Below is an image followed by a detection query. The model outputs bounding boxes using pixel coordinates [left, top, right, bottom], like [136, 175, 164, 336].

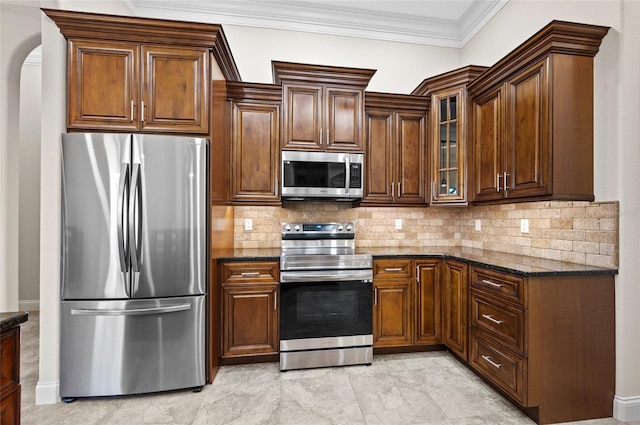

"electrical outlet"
[244, 218, 253, 231]
[475, 219, 482, 231]
[520, 218, 529, 234]
[395, 219, 402, 230]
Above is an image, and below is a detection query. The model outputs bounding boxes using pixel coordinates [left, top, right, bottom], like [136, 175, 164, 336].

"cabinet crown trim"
[365, 91, 429, 111]
[468, 20, 609, 95]
[412, 65, 489, 96]
[272, 61, 376, 88]
[227, 82, 282, 102]
[42, 8, 241, 81]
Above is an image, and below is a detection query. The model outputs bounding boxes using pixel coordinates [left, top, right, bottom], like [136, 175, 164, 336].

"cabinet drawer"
[469, 330, 527, 404]
[471, 267, 524, 306]
[373, 259, 413, 279]
[470, 292, 525, 355]
[221, 262, 279, 284]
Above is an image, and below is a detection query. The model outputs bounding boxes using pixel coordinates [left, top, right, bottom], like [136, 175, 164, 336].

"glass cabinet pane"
[440, 99, 447, 122]
[449, 96, 457, 120]
[439, 171, 448, 195]
[448, 170, 457, 195]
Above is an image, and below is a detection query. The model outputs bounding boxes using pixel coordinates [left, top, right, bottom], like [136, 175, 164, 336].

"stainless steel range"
[279, 222, 373, 371]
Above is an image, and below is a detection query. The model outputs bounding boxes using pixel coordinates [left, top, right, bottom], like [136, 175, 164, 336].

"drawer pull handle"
[482, 355, 502, 369]
[384, 268, 403, 272]
[481, 279, 504, 288]
[240, 272, 261, 277]
[482, 314, 504, 325]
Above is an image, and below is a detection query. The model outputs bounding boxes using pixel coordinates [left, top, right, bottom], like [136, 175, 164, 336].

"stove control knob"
[294, 224, 301, 232]
[346, 224, 353, 231]
[284, 224, 291, 232]
[337, 224, 343, 231]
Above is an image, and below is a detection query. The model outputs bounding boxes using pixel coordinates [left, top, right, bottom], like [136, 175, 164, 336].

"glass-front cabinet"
[413, 66, 487, 206]
[436, 91, 461, 200]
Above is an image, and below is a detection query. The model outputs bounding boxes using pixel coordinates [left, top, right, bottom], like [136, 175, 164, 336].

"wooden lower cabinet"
[372, 258, 441, 349]
[220, 261, 279, 359]
[468, 266, 615, 424]
[441, 259, 469, 359]
[1, 326, 21, 425]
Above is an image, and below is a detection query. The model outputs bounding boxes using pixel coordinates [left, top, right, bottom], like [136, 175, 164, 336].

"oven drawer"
[469, 330, 527, 404]
[470, 291, 525, 355]
[221, 261, 279, 284]
[470, 267, 524, 306]
[373, 259, 413, 279]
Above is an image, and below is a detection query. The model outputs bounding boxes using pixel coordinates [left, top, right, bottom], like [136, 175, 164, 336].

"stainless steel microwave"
[281, 150, 364, 200]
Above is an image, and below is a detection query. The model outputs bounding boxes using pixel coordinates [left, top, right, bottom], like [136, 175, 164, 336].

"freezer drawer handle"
[70, 303, 191, 316]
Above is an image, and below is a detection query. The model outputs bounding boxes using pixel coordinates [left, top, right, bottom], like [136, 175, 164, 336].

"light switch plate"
[244, 218, 253, 231]
[520, 218, 529, 233]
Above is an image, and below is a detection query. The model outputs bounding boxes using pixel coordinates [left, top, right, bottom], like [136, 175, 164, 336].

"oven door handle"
[280, 271, 373, 283]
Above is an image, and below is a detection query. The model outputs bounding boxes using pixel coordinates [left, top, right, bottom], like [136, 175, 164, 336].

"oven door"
[279, 276, 372, 342]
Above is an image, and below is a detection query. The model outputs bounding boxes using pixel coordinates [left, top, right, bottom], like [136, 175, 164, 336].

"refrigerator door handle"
[70, 303, 192, 316]
[116, 163, 130, 273]
[129, 163, 142, 273]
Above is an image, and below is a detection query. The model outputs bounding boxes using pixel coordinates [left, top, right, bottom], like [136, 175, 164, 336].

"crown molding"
[123, 0, 509, 48]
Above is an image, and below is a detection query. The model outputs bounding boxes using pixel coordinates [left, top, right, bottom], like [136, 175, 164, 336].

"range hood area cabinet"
[362, 92, 429, 205]
[469, 20, 609, 204]
[43, 8, 240, 134]
[273, 61, 376, 152]
[413, 66, 488, 206]
[226, 82, 282, 205]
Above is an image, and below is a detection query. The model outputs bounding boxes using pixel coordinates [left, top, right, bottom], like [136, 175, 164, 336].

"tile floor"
[18, 312, 639, 425]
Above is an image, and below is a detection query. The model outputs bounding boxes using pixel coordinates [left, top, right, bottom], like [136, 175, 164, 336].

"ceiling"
[123, 0, 509, 48]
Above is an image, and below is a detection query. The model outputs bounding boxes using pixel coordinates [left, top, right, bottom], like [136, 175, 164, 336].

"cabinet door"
[281, 84, 323, 150]
[442, 259, 469, 360]
[141, 45, 209, 133]
[362, 109, 394, 203]
[325, 87, 364, 152]
[373, 280, 413, 347]
[222, 284, 279, 357]
[472, 88, 505, 203]
[67, 39, 139, 131]
[395, 111, 426, 203]
[415, 260, 441, 345]
[229, 101, 280, 203]
[431, 89, 468, 205]
[505, 59, 550, 199]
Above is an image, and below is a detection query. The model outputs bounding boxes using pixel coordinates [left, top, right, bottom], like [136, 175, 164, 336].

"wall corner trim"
[614, 395, 640, 422]
[35, 380, 60, 405]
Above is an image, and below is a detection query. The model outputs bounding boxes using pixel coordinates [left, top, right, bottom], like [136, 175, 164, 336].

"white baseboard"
[614, 395, 640, 422]
[35, 380, 60, 405]
[19, 299, 40, 311]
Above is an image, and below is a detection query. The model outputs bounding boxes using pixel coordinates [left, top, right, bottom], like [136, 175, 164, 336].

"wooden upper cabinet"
[141, 45, 209, 133]
[274, 61, 375, 152]
[469, 21, 609, 204]
[44, 8, 242, 134]
[362, 93, 428, 205]
[413, 66, 488, 206]
[67, 40, 209, 133]
[227, 82, 281, 204]
[67, 39, 140, 131]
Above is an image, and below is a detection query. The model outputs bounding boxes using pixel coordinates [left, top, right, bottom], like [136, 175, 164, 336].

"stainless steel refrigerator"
[60, 133, 208, 400]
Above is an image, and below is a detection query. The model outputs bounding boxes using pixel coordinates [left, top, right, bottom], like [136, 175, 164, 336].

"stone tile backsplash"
[232, 200, 619, 268]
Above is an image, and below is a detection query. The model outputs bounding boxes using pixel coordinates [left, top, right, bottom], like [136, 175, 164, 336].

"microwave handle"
[345, 156, 351, 193]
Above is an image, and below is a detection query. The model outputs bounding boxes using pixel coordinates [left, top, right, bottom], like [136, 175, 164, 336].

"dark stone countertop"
[0, 311, 29, 333]
[212, 246, 617, 277]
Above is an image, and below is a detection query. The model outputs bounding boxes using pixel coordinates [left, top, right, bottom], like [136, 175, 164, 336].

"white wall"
[19, 56, 42, 310]
[221, 24, 461, 94]
[0, 3, 41, 313]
